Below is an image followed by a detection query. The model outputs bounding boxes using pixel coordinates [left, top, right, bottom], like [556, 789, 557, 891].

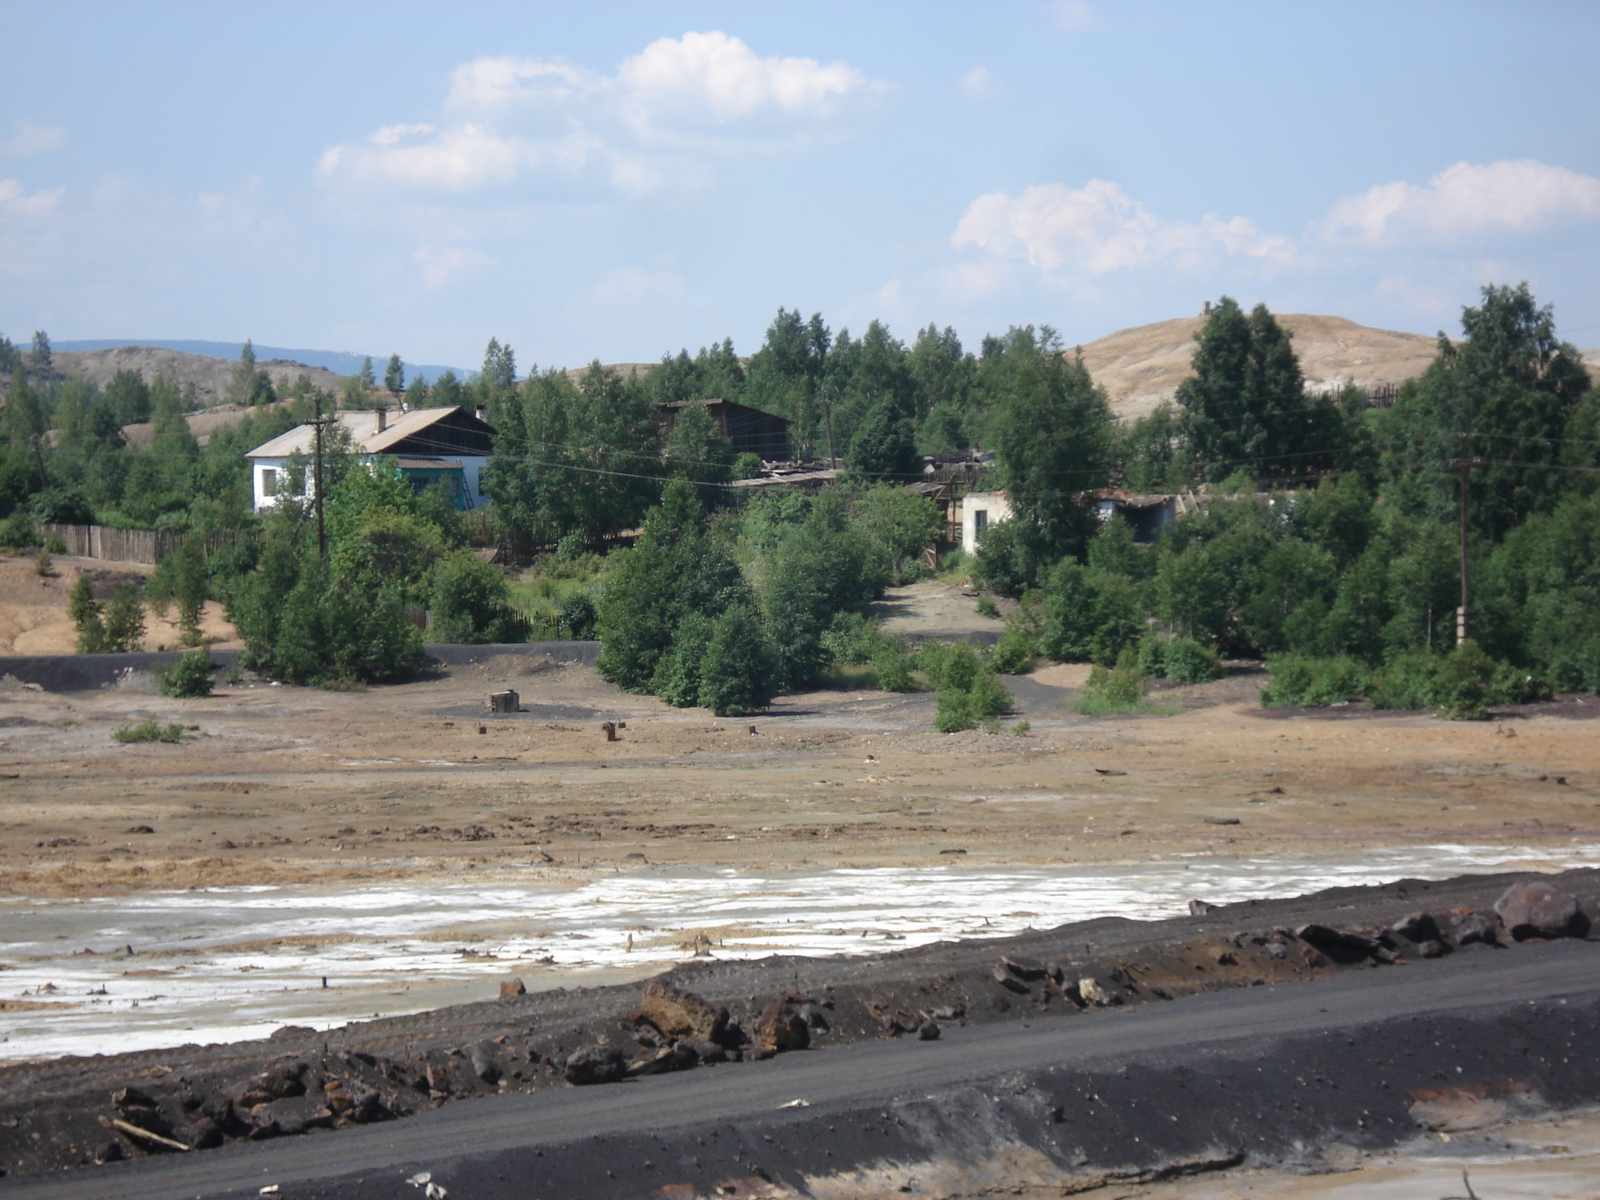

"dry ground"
[0, 627, 1595, 900]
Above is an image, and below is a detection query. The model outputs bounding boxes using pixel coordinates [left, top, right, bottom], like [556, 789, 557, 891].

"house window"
[261, 468, 277, 494]
[973, 509, 987, 539]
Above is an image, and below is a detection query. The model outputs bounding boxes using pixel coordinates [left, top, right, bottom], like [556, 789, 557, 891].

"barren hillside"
[54, 345, 346, 407]
[1078, 313, 1445, 423]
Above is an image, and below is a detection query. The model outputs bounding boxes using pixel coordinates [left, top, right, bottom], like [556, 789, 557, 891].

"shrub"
[1076, 662, 1147, 712]
[69, 573, 107, 652]
[934, 686, 975, 732]
[916, 639, 951, 687]
[1491, 661, 1551, 706]
[968, 667, 1012, 719]
[34, 550, 52, 577]
[975, 594, 1000, 619]
[557, 591, 598, 640]
[939, 641, 980, 693]
[1433, 640, 1496, 720]
[872, 642, 916, 692]
[992, 597, 1043, 674]
[733, 452, 763, 480]
[0, 511, 37, 551]
[113, 717, 185, 744]
[102, 582, 146, 652]
[158, 649, 215, 698]
[1259, 655, 1370, 707]
[1162, 637, 1221, 684]
[820, 612, 890, 666]
[1011, 720, 1031, 736]
[1368, 651, 1442, 710]
[555, 531, 586, 562]
[43, 533, 66, 555]
[427, 552, 518, 643]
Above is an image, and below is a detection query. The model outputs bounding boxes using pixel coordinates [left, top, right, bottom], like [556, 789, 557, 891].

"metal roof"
[245, 407, 483, 459]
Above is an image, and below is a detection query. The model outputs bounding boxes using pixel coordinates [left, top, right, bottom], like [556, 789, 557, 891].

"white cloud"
[1046, 1, 1097, 31]
[952, 180, 1294, 277]
[1324, 160, 1600, 243]
[0, 178, 64, 216]
[616, 31, 873, 138]
[956, 65, 1006, 101]
[414, 243, 496, 287]
[1, 119, 65, 155]
[319, 32, 882, 199]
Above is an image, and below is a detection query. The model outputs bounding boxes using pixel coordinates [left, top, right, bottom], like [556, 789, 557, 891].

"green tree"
[104, 369, 152, 425]
[663, 402, 733, 506]
[68, 573, 107, 653]
[1177, 298, 1337, 484]
[982, 327, 1114, 590]
[102, 582, 145, 652]
[696, 598, 779, 716]
[1380, 283, 1592, 541]
[426, 551, 517, 643]
[29, 330, 51, 376]
[228, 340, 277, 407]
[384, 354, 405, 394]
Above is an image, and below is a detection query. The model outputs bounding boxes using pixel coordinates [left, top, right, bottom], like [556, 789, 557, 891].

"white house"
[960, 490, 1012, 555]
[245, 406, 495, 513]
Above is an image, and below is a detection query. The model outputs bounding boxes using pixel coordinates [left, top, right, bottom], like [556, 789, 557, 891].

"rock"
[1417, 939, 1447, 959]
[1077, 977, 1113, 1006]
[755, 998, 811, 1052]
[257, 1095, 333, 1136]
[498, 978, 526, 999]
[1188, 899, 1217, 915]
[680, 1037, 728, 1064]
[189, 1117, 224, 1150]
[917, 1019, 941, 1041]
[94, 1140, 124, 1164]
[237, 1063, 306, 1108]
[111, 1086, 159, 1112]
[626, 1043, 697, 1077]
[564, 1045, 627, 1086]
[992, 963, 1031, 993]
[469, 1049, 501, 1085]
[634, 979, 729, 1044]
[1494, 879, 1586, 940]
[1453, 912, 1499, 946]
[1203, 816, 1241, 826]
[1295, 924, 1380, 958]
[1000, 954, 1048, 980]
[1266, 941, 1287, 959]
[1390, 912, 1441, 943]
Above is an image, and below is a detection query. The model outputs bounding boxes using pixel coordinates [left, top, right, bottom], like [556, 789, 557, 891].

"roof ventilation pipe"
[475, 405, 487, 423]
[375, 409, 387, 434]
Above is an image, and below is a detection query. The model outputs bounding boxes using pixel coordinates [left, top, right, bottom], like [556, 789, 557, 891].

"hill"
[53, 340, 466, 385]
[1077, 313, 1445, 423]
[53, 345, 347, 408]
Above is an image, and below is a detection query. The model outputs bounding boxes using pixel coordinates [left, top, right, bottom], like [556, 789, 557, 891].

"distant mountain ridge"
[53, 340, 467, 385]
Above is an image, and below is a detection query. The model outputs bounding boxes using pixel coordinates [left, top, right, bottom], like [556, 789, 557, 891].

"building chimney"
[474, 405, 487, 423]
[375, 409, 387, 433]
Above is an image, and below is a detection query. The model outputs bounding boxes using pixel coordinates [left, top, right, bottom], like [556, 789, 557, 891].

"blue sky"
[3, 1, 1598, 373]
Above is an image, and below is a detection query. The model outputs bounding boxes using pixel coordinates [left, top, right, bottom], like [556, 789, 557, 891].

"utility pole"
[313, 392, 328, 560]
[1445, 432, 1485, 647]
[821, 385, 837, 469]
[29, 434, 48, 491]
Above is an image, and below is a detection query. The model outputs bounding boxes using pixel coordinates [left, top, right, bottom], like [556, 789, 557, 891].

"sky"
[3, 1, 1598, 374]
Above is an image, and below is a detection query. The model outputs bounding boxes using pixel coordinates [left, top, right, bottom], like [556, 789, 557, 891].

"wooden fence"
[41, 524, 251, 567]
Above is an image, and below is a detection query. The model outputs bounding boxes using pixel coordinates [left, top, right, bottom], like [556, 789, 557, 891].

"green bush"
[0, 511, 38, 551]
[820, 612, 894, 666]
[872, 642, 917, 692]
[555, 531, 585, 562]
[158, 649, 215, 698]
[975, 594, 999, 619]
[992, 596, 1043, 674]
[968, 667, 1012, 718]
[557, 591, 598, 640]
[1434, 640, 1496, 720]
[1368, 651, 1442, 710]
[1491, 661, 1552, 705]
[427, 552, 518, 643]
[1259, 654, 1370, 707]
[1162, 637, 1221, 684]
[1076, 662, 1147, 711]
[43, 533, 66, 555]
[102, 582, 146, 653]
[934, 686, 975, 732]
[113, 717, 185, 744]
[939, 641, 980, 693]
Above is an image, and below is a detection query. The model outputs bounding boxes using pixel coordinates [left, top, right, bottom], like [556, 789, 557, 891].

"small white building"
[960, 490, 1012, 555]
[245, 406, 495, 512]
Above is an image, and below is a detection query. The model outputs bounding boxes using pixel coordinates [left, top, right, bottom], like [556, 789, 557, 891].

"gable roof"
[245, 407, 490, 459]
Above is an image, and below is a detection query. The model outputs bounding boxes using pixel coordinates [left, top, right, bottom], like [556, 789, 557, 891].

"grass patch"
[816, 662, 887, 691]
[1073, 660, 1183, 716]
[112, 717, 186, 744]
[1073, 692, 1184, 716]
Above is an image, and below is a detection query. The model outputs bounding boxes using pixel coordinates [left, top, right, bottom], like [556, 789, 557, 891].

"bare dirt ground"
[0, 620, 1595, 900]
[0, 554, 241, 654]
